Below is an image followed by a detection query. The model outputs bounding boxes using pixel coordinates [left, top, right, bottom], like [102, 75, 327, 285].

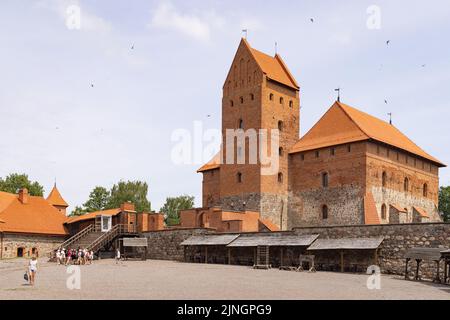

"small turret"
[46, 183, 69, 215]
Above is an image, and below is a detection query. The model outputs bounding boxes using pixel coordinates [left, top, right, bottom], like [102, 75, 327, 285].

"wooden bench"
[405, 248, 443, 283]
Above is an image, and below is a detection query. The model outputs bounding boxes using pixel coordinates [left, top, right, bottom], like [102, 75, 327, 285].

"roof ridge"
[274, 54, 299, 89]
[336, 101, 372, 139]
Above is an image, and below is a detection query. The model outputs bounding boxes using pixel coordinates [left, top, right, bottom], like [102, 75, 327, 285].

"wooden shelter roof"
[181, 234, 240, 246]
[307, 237, 384, 250]
[226, 233, 319, 247]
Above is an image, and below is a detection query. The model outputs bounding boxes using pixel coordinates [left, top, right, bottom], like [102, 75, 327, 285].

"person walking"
[115, 248, 121, 264]
[28, 256, 38, 286]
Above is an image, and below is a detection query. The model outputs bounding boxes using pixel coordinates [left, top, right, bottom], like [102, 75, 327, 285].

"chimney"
[120, 201, 135, 212]
[18, 188, 29, 204]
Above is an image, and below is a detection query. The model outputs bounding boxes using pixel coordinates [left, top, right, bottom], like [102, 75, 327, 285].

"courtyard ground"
[0, 258, 449, 300]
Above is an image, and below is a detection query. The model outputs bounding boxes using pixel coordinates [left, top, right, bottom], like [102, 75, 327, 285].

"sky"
[0, 0, 449, 213]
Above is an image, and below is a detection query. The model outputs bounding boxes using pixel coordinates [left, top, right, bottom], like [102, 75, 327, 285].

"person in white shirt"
[56, 250, 61, 265]
[115, 249, 121, 264]
[28, 256, 38, 286]
[61, 249, 66, 265]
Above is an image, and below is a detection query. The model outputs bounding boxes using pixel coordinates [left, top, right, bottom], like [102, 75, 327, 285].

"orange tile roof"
[363, 192, 380, 225]
[413, 206, 429, 218]
[243, 39, 299, 90]
[0, 191, 67, 235]
[197, 152, 221, 172]
[65, 208, 122, 224]
[46, 184, 69, 207]
[259, 219, 280, 231]
[290, 101, 445, 167]
[390, 204, 407, 213]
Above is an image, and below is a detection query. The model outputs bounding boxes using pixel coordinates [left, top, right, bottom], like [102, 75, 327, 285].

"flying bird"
[310, 18, 314, 23]
[421, 64, 426, 67]
[384, 99, 388, 104]
[131, 44, 134, 50]
[207, 114, 211, 118]
[90, 83, 94, 88]
[386, 40, 390, 45]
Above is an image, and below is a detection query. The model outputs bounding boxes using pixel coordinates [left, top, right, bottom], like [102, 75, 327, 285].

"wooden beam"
[228, 248, 231, 265]
[280, 247, 283, 268]
[205, 246, 208, 264]
[340, 250, 344, 273]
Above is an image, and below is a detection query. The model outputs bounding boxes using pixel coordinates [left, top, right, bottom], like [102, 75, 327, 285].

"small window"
[423, 183, 428, 197]
[289, 100, 293, 108]
[237, 172, 242, 183]
[381, 204, 387, 220]
[280, 97, 284, 105]
[347, 144, 351, 152]
[322, 172, 329, 188]
[330, 148, 335, 156]
[278, 172, 283, 183]
[279, 147, 283, 156]
[240, 96, 244, 104]
[230, 100, 234, 107]
[238, 119, 244, 129]
[382, 171, 387, 187]
[322, 205, 328, 219]
[404, 177, 409, 192]
[315, 151, 320, 158]
[17, 247, 24, 258]
[301, 154, 305, 161]
[278, 120, 283, 131]
[250, 93, 254, 101]
[269, 93, 274, 101]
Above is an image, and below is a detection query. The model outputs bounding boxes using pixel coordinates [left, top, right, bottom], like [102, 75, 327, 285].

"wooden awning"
[307, 237, 384, 250]
[181, 234, 240, 246]
[226, 234, 319, 247]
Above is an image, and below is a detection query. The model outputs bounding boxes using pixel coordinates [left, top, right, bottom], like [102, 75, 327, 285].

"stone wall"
[0, 233, 65, 259]
[142, 228, 212, 261]
[294, 222, 450, 280]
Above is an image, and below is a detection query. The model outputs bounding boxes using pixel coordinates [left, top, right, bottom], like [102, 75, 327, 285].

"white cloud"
[150, 1, 225, 42]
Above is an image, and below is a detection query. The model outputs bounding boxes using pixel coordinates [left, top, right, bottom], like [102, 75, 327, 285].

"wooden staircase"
[254, 245, 271, 269]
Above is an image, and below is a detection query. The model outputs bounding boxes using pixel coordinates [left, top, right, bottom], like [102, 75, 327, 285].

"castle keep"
[190, 39, 445, 231]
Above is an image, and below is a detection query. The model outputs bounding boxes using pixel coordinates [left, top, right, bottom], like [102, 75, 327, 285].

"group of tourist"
[55, 248, 94, 265]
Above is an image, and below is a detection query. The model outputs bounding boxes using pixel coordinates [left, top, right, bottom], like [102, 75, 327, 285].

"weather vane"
[242, 29, 248, 39]
[334, 87, 341, 102]
[387, 112, 392, 125]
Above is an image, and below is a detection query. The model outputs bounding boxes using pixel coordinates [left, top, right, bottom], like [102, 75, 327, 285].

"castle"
[183, 38, 445, 231]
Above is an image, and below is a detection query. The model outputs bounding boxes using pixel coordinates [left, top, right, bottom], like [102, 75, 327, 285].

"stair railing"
[58, 224, 95, 250]
[87, 224, 137, 253]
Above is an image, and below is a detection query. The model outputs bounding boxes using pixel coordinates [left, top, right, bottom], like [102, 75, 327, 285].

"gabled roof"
[0, 191, 67, 235]
[197, 152, 221, 173]
[259, 219, 280, 232]
[226, 39, 299, 90]
[245, 39, 299, 90]
[65, 208, 122, 225]
[390, 204, 407, 213]
[46, 184, 69, 207]
[413, 206, 429, 218]
[290, 101, 445, 167]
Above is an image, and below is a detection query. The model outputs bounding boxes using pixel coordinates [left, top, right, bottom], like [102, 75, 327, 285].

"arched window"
[347, 144, 351, 152]
[279, 147, 283, 156]
[289, 100, 293, 108]
[278, 172, 283, 183]
[404, 177, 409, 192]
[423, 183, 428, 197]
[322, 205, 328, 219]
[269, 93, 274, 101]
[381, 204, 387, 220]
[250, 93, 254, 101]
[330, 147, 335, 156]
[280, 97, 284, 105]
[237, 172, 242, 183]
[322, 172, 329, 188]
[278, 120, 283, 131]
[230, 100, 234, 107]
[238, 119, 243, 129]
[382, 171, 387, 187]
[240, 96, 244, 104]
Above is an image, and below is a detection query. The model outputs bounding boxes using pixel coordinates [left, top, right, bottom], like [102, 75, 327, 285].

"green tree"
[69, 206, 87, 217]
[106, 180, 151, 213]
[160, 195, 195, 226]
[439, 186, 450, 222]
[83, 186, 110, 212]
[0, 173, 44, 196]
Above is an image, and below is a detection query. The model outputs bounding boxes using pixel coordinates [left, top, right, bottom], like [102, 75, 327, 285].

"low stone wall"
[294, 222, 450, 280]
[0, 233, 65, 259]
[142, 228, 212, 261]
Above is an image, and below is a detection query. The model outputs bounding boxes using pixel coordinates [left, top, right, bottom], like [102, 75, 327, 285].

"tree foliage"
[160, 195, 195, 226]
[71, 180, 151, 215]
[0, 173, 44, 196]
[439, 186, 450, 222]
[83, 186, 110, 212]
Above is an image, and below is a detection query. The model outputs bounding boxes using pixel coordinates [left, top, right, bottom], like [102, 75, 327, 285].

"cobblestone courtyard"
[0, 258, 449, 300]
